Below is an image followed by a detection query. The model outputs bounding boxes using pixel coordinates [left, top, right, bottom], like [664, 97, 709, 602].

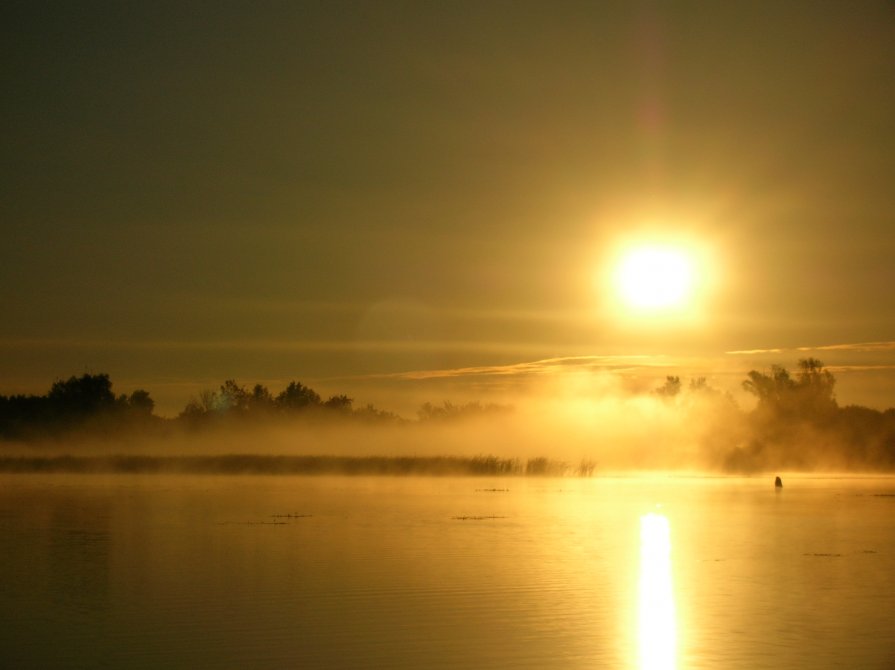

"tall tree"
[276, 382, 321, 411]
[48, 374, 116, 416]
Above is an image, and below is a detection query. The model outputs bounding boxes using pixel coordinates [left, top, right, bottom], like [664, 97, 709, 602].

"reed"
[0, 454, 587, 476]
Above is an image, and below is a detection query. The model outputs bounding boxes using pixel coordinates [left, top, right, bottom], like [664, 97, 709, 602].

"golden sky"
[2, 2, 894, 415]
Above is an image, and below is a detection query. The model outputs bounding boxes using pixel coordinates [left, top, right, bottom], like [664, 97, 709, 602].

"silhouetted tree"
[276, 382, 321, 411]
[127, 390, 155, 415]
[417, 400, 512, 422]
[655, 376, 681, 398]
[688, 377, 709, 393]
[743, 359, 836, 420]
[0, 374, 162, 440]
[354, 403, 403, 423]
[736, 359, 842, 469]
[48, 373, 116, 417]
[794, 357, 837, 417]
[179, 380, 327, 423]
[743, 365, 795, 413]
[180, 389, 223, 422]
[250, 384, 274, 411]
[218, 380, 251, 414]
[0, 393, 52, 438]
[323, 394, 353, 412]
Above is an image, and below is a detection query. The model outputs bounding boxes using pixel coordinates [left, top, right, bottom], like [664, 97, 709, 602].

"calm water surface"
[1, 473, 894, 669]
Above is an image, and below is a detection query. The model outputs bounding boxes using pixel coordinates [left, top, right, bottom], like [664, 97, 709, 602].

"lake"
[1, 472, 893, 669]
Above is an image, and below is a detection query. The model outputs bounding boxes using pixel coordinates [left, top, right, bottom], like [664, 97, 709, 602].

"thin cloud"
[726, 341, 895, 356]
[361, 355, 672, 382]
[802, 341, 895, 353]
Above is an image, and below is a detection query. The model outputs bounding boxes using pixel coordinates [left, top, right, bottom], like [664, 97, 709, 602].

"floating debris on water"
[271, 513, 313, 518]
[451, 515, 508, 521]
[803, 552, 842, 557]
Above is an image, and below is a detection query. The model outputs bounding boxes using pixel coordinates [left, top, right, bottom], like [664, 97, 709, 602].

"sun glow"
[615, 246, 694, 312]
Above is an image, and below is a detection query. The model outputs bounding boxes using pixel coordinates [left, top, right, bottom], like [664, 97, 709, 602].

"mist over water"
[0, 378, 737, 472]
[2, 362, 893, 476]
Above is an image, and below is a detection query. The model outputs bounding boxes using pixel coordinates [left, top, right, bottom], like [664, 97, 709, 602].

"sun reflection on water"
[638, 513, 677, 670]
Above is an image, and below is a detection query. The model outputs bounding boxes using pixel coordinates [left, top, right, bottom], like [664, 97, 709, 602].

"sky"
[2, 1, 894, 416]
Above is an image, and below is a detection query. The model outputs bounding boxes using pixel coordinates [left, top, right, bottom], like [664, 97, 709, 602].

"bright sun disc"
[615, 246, 694, 312]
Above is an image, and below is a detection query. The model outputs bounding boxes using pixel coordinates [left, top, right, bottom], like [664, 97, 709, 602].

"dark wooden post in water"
[775, 476, 783, 488]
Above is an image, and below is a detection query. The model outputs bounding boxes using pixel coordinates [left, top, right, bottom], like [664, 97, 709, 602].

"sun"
[613, 245, 695, 313]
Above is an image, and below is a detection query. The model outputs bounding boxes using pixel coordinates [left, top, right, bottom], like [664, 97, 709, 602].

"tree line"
[0, 374, 156, 440]
[654, 358, 895, 470]
[2, 361, 895, 471]
[0, 374, 511, 440]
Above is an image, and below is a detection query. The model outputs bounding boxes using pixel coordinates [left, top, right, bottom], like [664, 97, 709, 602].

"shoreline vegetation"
[2, 358, 895, 472]
[0, 454, 585, 476]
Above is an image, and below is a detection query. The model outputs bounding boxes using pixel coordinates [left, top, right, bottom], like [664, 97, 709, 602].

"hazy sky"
[2, 1, 894, 415]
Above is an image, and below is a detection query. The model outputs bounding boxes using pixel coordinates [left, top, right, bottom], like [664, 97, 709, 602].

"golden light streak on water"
[638, 513, 677, 670]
